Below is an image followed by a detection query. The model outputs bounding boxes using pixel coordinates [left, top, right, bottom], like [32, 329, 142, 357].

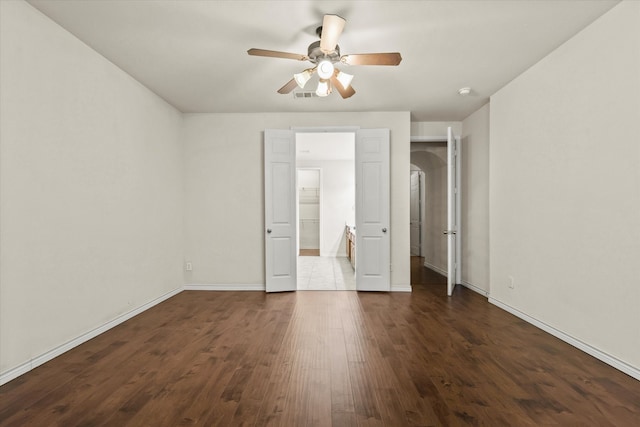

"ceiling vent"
[293, 91, 318, 99]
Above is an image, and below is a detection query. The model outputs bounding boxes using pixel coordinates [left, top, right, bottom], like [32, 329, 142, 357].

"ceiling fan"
[248, 14, 402, 98]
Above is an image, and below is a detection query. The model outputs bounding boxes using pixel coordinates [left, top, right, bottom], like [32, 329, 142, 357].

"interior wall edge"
[423, 260, 447, 277]
[489, 297, 640, 382]
[0, 286, 183, 387]
[460, 281, 489, 298]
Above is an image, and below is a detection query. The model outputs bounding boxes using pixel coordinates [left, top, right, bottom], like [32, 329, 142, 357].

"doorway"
[410, 168, 424, 257]
[296, 133, 355, 290]
[264, 127, 391, 293]
[410, 143, 447, 277]
[410, 128, 461, 296]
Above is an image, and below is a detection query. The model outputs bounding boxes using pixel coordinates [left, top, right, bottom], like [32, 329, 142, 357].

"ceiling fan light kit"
[317, 60, 335, 80]
[248, 14, 402, 99]
[294, 68, 314, 88]
[336, 70, 354, 89]
[316, 80, 331, 97]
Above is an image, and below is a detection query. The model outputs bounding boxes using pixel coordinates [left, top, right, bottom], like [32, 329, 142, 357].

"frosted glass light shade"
[317, 60, 335, 80]
[316, 80, 330, 97]
[294, 70, 312, 88]
[336, 71, 353, 89]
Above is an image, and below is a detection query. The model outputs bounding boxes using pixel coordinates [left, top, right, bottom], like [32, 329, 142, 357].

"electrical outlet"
[508, 276, 514, 289]
[185, 262, 193, 271]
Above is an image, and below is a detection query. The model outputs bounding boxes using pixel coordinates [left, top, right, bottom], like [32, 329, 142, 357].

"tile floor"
[297, 256, 356, 290]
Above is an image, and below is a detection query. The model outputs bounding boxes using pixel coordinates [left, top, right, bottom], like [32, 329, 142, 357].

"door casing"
[265, 126, 391, 292]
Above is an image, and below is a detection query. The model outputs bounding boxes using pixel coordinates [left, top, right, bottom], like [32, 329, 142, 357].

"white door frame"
[446, 127, 460, 296]
[266, 126, 391, 292]
[411, 131, 462, 295]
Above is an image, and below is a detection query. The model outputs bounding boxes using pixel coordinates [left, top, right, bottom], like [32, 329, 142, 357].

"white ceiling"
[27, 0, 619, 121]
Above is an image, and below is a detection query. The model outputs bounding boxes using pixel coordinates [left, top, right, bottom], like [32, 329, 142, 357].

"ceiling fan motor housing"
[307, 40, 341, 64]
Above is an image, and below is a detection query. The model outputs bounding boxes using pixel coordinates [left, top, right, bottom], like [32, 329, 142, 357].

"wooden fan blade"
[331, 74, 355, 99]
[342, 52, 402, 66]
[248, 48, 308, 61]
[320, 14, 346, 53]
[277, 78, 298, 94]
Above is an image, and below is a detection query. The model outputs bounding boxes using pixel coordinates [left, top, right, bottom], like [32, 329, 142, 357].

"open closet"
[297, 169, 320, 256]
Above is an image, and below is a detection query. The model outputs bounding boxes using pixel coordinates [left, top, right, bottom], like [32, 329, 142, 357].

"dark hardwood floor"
[1, 257, 639, 426]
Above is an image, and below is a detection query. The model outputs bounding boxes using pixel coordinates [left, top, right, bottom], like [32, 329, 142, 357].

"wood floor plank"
[1, 258, 639, 426]
[328, 326, 355, 416]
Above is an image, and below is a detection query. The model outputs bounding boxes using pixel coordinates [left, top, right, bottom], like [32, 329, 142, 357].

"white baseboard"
[461, 280, 489, 297]
[489, 297, 640, 382]
[422, 265, 489, 299]
[185, 283, 410, 292]
[184, 283, 265, 291]
[423, 261, 447, 277]
[0, 287, 183, 386]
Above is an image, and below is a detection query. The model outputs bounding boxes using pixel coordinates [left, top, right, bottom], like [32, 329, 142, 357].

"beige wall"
[183, 112, 411, 290]
[461, 104, 490, 293]
[490, 2, 639, 370]
[0, 1, 184, 375]
[411, 122, 462, 138]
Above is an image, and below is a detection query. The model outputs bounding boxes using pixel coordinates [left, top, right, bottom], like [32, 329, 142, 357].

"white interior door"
[264, 129, 297, 292]
[355, 129, 390, 291]
[446, 127, 461, 296]
[410, 170, 422, 256]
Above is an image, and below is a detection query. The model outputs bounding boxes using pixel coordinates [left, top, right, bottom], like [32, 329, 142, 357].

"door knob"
[382, 228, 387, 233]
[267, 229, 272, 234]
